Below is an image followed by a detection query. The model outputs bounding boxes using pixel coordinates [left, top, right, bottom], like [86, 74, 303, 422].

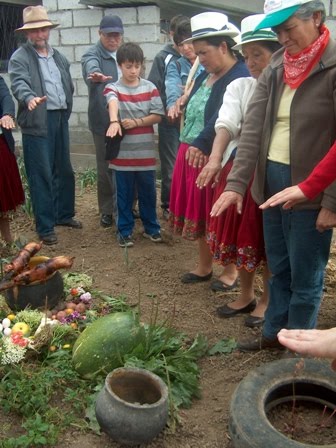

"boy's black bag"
[105, 129, 124, 160]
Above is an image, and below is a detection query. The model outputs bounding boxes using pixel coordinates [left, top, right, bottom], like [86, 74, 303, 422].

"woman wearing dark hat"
[0, 77, 24, 244]
[196, 14, 281, 327]
[211, 0, 336, 350]
[169, 12, 249, 286]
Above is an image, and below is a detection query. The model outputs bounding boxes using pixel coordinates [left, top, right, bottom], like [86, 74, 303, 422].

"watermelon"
[72, 312, 145, 379]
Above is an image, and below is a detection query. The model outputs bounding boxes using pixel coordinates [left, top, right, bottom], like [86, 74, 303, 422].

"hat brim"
[15, 21, 59, 32]
[183, 28, 239, 44]
[232, 30, 278, 50]
[99, 27, 123, 34]
[254, 5, 301, 31]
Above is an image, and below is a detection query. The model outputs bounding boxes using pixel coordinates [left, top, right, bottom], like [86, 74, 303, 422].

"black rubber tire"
[229, 358, 336, 448]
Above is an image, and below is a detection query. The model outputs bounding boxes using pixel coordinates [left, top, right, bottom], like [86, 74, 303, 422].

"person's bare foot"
[250, 302, 267, 318]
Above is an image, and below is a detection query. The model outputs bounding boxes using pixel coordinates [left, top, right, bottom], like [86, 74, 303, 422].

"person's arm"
[165, 59, 184, 112]
[299, 140, 336, 199]
[8, 52, 36, 106]
[81, 46, 114, 86]
[0, 76, 15, 114]
[196, 79, 247, 188]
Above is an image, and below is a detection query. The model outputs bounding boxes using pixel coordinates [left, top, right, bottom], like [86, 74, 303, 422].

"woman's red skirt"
[0, 136, 25, 214]
[169, 142, 214, 240]
[207, 159, 266, 271]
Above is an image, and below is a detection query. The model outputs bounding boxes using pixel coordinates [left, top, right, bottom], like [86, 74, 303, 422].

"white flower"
[1, 338, 27, 365]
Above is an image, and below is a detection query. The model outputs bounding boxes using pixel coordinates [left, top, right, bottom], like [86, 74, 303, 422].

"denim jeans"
[22, 110, 75, 237]
[115, 170, 160, 237]
[262, 161, 332, 340]
[158, 117, 180, 210]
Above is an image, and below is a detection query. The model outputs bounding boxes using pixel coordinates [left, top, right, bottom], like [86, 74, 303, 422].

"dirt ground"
[4, 183, 336, 448]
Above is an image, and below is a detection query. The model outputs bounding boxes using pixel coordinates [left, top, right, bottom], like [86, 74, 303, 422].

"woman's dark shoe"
[237, 335, 284, 352]
[181, 271, 213, 284]
[244, 315, 265, 328]
[216, 299, 256, 318]
[211, 278, 239, 292]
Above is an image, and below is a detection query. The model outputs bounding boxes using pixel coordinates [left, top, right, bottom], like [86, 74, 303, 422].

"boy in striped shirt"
[104, 43, 165, 247]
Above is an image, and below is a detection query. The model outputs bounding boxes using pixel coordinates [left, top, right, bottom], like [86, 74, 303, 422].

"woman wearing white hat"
[168, 11, 249, 285]
[196, 14, 281, 327]
[211, 1, 336, 351]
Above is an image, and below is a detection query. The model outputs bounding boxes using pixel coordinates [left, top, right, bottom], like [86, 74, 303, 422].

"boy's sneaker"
[143, 232, 162, 243]
[118, 234, 134, 248]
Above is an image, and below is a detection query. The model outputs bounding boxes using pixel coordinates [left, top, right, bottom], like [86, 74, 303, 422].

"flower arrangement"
[0, 330, 29, 365]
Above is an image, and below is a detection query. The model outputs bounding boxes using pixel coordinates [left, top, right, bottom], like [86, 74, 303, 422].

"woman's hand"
[185, 146, 208, 168]
[0, 114, 15, 130]
[106, 122, 122, 138]
[259, 185, 307, 210]
[210, 191, 243, 216]
[196, 159, 222, 189]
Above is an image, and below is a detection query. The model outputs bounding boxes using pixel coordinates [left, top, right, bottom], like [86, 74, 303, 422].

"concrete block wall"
[41, 0, 166, 168]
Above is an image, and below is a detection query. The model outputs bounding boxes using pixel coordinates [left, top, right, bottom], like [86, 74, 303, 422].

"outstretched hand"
[185, 146, 208, 169]
[0, 114, 15, 130]
[210, 191, 243, 216]
[196, 159, 222, 189]
[28, 96, 47, 111]
[260, 185, 307, 210]
[87, 72, 113, 83]
[277, 328, 336, 370]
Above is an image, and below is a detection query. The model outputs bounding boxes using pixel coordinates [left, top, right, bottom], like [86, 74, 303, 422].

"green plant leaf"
[208, 338, 237, 355]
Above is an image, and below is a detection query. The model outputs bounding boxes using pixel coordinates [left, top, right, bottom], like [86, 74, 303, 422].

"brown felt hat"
[15, 6, 59, 32]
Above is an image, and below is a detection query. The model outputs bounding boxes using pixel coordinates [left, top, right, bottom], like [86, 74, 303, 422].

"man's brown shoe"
[237, 335, 284, 352]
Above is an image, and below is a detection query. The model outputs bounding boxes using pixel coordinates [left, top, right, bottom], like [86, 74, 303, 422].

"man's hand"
[210, 191, 243, 216]
[28, 96, 47, 111]
[185, 146, 208, 169]
[87, 72, 112, 83]
[316, 207, 336, 232]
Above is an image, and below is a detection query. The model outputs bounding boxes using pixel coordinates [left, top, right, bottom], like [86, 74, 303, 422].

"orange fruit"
[65, 308, 74, 315]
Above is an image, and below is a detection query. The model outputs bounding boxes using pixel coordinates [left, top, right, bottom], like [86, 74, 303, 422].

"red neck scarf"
[283, 24, 330, 89]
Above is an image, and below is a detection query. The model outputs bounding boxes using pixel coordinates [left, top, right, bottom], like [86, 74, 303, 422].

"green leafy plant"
[208, 338, 237, 355]
[77, 167, 97, 192]
[14, 309, 44, 333]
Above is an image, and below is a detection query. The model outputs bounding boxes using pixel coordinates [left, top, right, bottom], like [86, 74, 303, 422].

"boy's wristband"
[110, 120, 119, 124]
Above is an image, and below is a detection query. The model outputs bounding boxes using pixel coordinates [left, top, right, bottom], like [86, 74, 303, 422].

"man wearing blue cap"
[82, 15, 124, 229]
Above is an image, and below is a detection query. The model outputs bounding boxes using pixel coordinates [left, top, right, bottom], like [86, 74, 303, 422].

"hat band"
[192, 24, 228, 37]
[241, 29, 276, 41]
[23, 19, 53, 26]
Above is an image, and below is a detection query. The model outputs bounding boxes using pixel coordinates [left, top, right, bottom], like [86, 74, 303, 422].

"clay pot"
[5, 256, 64, 311]
[95, 367, 169, 446]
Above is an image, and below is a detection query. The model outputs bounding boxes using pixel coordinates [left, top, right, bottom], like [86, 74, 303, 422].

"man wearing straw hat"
[9, 5, 82, 246]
